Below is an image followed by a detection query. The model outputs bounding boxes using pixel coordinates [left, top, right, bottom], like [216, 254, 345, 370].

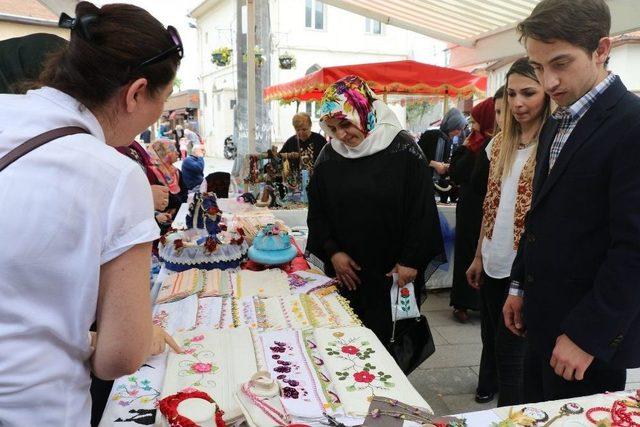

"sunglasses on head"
[134, 25, 183, 71]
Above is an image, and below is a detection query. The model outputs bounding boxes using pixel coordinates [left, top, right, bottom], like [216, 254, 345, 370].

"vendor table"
[172, 201, 456, 288]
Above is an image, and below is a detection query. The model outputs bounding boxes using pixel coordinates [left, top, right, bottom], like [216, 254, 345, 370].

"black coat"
[448, 142, 490, 309]
[307, 131, 444, 342]
[512, 76, 640, 368]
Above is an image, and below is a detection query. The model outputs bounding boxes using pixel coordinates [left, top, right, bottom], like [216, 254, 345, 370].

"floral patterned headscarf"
[148, 138, 181, 194]
[319, 75, 402, 159]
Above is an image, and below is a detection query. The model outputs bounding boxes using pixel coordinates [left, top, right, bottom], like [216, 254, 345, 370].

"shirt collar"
[554, 73, 617, 121]
[28, 86, 106, 143]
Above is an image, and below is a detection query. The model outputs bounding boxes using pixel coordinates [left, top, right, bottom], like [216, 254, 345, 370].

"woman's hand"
[150, 325, 182, 356]
[429, 160, 448, 175]
[151, 185, 169, 211]
[331, 252, 361, 291]
[386, 264, 417, 287]
[155, 212, 172, 224]
[466, 256, 484, 289]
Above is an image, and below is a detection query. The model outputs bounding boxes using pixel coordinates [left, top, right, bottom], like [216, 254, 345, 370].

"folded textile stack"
[156, 269, 203, 304]
[200, 268, 234, 297]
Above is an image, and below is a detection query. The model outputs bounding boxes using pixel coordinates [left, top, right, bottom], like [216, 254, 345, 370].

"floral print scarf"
[319, 75, 402, 159]
[148, 138, 181, 194]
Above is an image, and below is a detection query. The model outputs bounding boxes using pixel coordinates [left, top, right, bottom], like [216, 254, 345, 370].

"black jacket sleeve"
[398, 147, 444, 270]
[306, 153, 340, 262]
[449, 145, 476, 185]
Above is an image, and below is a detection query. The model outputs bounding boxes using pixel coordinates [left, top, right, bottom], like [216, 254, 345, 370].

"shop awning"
[322, 0, 640, 68]
[263, 60, 486, 102]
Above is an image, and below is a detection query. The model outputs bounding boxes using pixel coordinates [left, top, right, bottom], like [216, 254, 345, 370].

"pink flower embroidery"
[341, 345, 359, 355]
[183, 348, 196, 355]
[191, 362, 212, 373]
[191, 335, 204, 342]
[400, 287, 410, 297]
[353, 371, 375, 383]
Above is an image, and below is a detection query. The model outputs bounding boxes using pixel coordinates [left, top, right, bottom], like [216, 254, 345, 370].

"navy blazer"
[511, 76, 640, 368]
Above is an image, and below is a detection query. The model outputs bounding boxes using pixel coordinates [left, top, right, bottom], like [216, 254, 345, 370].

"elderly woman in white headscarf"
[307, 75, 445, 344]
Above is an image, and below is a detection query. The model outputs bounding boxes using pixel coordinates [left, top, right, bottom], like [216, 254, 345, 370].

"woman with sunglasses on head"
[0, 2, 183, 425]
[466, 58, 551, 406]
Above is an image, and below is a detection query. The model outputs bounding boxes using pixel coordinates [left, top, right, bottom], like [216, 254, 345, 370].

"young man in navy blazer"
[503, 0, 640, 401]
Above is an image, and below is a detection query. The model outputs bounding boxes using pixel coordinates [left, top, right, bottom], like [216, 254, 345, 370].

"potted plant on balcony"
[211, 47, 232, 67]
[278, 52, 296, 69]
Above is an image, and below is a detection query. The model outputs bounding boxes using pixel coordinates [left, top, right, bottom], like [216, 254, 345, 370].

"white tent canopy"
[322, 0, 640, 68]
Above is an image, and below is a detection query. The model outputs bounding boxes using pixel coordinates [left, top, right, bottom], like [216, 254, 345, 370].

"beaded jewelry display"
[366, 396, 466, 427]
[239, 372, 291, 426]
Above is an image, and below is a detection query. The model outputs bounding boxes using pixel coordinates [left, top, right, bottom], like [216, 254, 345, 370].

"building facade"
[0, 0, 70, 41]
[191, 0, 445, 156]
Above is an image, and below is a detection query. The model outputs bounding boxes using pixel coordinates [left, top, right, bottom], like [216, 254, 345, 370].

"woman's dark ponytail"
[40, 1, 180, 111]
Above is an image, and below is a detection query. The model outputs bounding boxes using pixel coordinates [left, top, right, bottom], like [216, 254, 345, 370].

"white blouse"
[481, 145, 535, 279]
[0, 87, 159, 426]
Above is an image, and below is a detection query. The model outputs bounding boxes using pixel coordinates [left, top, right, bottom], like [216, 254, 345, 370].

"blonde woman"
[466, 57, 551, 406]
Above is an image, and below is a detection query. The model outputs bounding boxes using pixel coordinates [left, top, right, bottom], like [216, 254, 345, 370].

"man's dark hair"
[517, 0, 611, 54]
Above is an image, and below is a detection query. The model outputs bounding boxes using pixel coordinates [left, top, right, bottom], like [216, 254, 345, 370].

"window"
[305, 0, 325, 30]
[365, 18, 381, 35]
[305, 101, 322, 119]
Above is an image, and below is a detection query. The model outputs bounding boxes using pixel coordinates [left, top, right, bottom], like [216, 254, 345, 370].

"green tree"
[173, 77, 182, 92]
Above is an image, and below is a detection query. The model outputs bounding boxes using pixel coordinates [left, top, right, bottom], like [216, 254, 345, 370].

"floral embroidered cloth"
[155, 268, 203, 304]
[320, 293, 362, 328]
[303, 294, 334, 328]
[258, 329, 329, 420]
[158, 327, 258, 424]
[200, 268, 233, 297]
[288, 271, 337, 295]
[152, 294, 198, 334]
[314, 327, 432, 417]
[232, 297, 259, 328]
[195, 296, 234, 329]
[257, 295, 312, 331]
[233, 269, 291, 298]
[99, 353, 168, 426]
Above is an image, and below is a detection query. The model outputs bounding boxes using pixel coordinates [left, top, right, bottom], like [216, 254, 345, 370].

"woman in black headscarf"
[0, 33, 66, 94]
[307, 76, 444, 343]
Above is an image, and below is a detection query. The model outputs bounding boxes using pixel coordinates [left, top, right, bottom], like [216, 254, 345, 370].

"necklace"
[241, 382, 290, 426]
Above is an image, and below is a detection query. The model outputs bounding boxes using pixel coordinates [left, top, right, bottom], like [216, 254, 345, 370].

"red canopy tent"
[263, 60, 486, 103]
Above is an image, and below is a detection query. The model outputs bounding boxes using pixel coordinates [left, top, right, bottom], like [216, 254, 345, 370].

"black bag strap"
[0, 126, 88, 173]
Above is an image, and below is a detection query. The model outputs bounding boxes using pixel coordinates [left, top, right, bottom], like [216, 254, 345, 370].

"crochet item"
[158, 390, 226, 427]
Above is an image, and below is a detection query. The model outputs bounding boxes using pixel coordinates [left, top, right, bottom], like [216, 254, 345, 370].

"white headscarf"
[318, 75, 403, 159]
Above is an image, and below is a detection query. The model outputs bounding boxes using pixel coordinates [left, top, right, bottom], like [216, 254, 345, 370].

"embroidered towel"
[320, 293, 362, 327]
[303, 294, 334, 328]
[152, 294, 198, 334]
[314, 327, 432, 417]
[234, 269, 291, 298]
[200, 268, 233, 297]
[233, 297, 259, 328]
[99, 353, 168, 426]
[257, 295, 312, 331]
[288, 271, 337, 295]
[158, 327, 258, 424]
[155, 268, 203, 304]
[195, 296, 234, 329]
[258, 329, 328, 420]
